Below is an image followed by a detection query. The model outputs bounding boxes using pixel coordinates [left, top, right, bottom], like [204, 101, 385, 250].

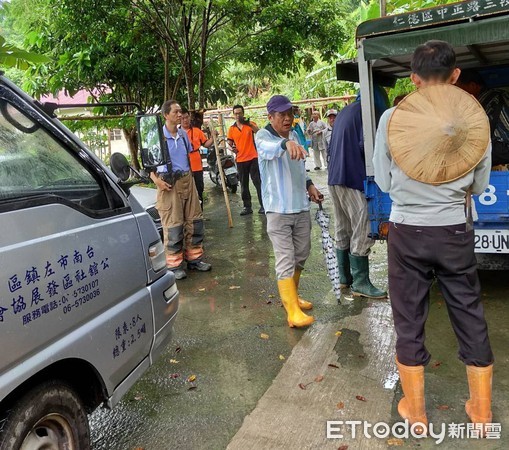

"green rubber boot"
[336, 248, 353, 288]
[348, 254, 387, 299]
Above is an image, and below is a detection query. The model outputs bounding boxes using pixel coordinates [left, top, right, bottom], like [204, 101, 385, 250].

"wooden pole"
[209, 118, 234, 228]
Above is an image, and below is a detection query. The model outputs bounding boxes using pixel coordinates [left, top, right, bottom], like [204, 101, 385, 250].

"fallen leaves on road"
[169, 359, 179, 364]
[188, 386, 197, 391]
[355, 395, 367, 402]
[328, 363, 340, 369]
[260, 333, 270, 339]
[337, 402, 345, 410]
[175, 346, 181, 353]
[335, 331, 343, 337]
[431, 361, 442, 369]
[298, 375, 325, 390]
[437, 405, 450, 410]
[266, 300, 272, 304]
[187, 374, 197, 382]
[169, 373, 180, 379]
[268, 294, 276, 298]
[387, 438, 404, 446]
[279, 355, 285, 360]
[198, 288, 206, 292]
[338, 445, 349, 450]
[134, 395, 144, 401]
[229, 285, 240, 290]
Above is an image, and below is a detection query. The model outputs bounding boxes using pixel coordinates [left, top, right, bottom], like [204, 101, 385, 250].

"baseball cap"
[267, 95, 293, 114]
[325, 109, 338, 117]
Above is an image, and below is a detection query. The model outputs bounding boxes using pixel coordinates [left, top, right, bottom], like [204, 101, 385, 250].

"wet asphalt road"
[89, 165, 509, 450]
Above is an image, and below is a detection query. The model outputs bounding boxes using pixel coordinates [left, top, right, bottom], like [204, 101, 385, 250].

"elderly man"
[323, 108, 337, 151]
[256, 95, 323, 328]
[307, 110, 327, 170]
[150, 100, 212, 280]
[374, 40, 493, 435]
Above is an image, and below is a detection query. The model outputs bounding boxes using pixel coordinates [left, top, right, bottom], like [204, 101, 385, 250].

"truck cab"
[337, 0, 509, 270]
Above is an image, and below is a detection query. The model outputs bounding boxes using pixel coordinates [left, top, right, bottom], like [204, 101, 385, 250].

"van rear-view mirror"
[136, 114, 167, 169]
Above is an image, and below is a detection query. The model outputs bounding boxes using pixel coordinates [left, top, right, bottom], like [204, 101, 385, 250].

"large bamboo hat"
[387, 84, 490, 185]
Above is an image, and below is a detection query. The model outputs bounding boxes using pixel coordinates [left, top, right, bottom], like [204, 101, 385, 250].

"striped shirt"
[256, 125, 311, 214]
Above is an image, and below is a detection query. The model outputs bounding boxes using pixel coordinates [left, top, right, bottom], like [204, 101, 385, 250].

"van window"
[0, 100, 110, 212]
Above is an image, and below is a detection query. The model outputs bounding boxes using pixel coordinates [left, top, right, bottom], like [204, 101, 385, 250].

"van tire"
[0, 380, 90, 450]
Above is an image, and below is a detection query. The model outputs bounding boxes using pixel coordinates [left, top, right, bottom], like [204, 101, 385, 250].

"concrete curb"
[227, 302, 397, 449]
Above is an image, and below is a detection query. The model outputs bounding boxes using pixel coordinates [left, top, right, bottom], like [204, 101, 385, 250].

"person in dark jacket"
[327, 89, 388, 299]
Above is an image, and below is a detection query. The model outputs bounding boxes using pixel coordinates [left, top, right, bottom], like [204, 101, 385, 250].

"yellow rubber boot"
[293, 269, 313, 310]
[466, 364, 493, 435]
[277, 278, 314, 328]
[396, 358, 428, 435]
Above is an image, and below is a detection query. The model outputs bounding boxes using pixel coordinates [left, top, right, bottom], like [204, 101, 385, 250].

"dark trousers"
[388, 222, 493, 367]
[237, 158, 263, 209]
[193, 170, 204, 209]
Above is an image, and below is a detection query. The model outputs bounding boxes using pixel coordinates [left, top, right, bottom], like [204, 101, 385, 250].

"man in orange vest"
[227, 104, 264, 215]
[181, 108, 214, 209]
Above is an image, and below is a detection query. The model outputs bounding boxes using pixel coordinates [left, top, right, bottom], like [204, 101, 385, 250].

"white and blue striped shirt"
[256, 125, 312, 214]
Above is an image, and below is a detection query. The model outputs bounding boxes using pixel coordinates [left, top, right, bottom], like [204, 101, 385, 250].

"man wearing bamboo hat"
[373, 40, 494, 435]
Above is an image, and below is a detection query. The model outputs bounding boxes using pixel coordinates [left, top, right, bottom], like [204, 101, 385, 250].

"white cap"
[325, 109, 338, 117]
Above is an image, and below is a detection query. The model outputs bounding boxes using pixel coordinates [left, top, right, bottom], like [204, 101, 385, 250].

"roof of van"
[337, 1, 509, 86]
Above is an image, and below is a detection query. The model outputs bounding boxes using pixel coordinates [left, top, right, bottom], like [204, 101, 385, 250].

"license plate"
[474, 230, 509, 253]
[224, 167, 237, 176]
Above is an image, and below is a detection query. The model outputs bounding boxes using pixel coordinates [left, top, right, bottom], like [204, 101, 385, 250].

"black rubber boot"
[348, 254, 387, 299]
[336, 248, 353, 287]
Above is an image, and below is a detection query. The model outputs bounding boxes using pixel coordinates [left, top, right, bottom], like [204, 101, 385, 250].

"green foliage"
[238, 0, 348, 75]
[0, 35, 50, 69]
[9, 0, 168, 109]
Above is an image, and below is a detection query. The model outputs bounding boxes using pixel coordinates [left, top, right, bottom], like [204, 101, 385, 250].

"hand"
[156, 178, 172, 191]
[286, 140, 307, 160]
[308, 185, 323, 204]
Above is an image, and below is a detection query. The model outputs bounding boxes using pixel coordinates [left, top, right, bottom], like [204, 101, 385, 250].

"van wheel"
[0, 380, 90, 450]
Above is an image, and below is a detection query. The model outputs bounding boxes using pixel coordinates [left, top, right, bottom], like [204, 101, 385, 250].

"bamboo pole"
[208, 118, 234, 228]
[204, 95, 357, 116]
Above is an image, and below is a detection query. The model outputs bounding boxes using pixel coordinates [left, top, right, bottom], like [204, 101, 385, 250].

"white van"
[0, 75, 179, 449]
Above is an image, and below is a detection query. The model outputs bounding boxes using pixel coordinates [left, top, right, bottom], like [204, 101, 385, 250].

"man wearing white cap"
[307, 110, 327, 170]
[373, 40, 494, 436]
[256, 95, 323, 328]
[323, 109, 337, 151]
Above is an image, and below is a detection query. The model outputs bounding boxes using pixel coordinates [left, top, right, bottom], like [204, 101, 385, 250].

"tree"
[131, 0, 349, 109]
[7, 0, 183, 168]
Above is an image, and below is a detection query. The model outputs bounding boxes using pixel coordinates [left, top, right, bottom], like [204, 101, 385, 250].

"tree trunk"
[163, 45, 170, 101]
[184, 62, 196, 110]
[198, 4, 210, 109]
[123, 127, 140, 171]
